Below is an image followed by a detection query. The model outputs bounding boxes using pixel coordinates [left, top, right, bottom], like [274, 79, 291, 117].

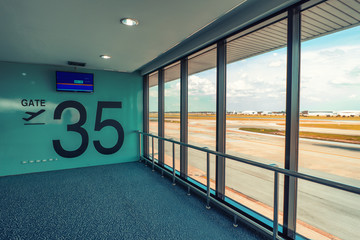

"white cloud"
[164, 88, 180, 97]
[331, 66, 360, 85]
[319, 48, 345, 58]
[192, 96, 200, 101]
[175, 82, 180, 90]
[301, 45, 360, 97]
[164, 81, 181, 97]
[188, 75, 216, 96]
[349, 94, 357, 99]
[226, 57, 286, 99]
[267, 93, 280, 98]
[305, 96, 322, 102]
[149, 90, 158, 98]
[331, 78, 360, 85]
[226, 40, 360, 111]
[268, 60, 282, 67]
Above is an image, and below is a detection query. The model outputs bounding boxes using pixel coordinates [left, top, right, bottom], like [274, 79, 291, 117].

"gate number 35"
[53, 101, 124, 158]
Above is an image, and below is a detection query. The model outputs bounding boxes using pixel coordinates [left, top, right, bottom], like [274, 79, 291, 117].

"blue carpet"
[0, 162, 267, 240]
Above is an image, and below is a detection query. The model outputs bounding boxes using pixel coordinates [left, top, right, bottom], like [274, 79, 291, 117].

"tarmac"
[150, 118, 360, 240]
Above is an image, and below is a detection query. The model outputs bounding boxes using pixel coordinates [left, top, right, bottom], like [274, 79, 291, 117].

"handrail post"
[138, 132, 142, 162]
[172, 141, 176, 185]
[206, 152, 211, 209]
[273, 170, 279, 240]
[152, 136, 155, 171]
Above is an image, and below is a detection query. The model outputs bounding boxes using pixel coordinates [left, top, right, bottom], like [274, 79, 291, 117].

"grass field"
[239, 127, 360, 144]
[277, 123, 360, 130]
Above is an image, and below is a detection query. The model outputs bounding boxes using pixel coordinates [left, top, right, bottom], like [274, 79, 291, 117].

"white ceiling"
[0, 0, 250, 73]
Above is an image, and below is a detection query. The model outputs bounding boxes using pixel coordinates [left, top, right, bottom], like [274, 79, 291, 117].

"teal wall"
[0, 62, 142, 176]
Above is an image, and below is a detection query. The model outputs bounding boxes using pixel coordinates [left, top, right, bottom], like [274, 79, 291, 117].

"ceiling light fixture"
[120, 18, 139, 26]
[100, 55, 111, 59]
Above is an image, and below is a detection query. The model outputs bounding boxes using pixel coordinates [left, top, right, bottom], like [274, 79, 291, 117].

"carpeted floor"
[0, 161, 267, 240]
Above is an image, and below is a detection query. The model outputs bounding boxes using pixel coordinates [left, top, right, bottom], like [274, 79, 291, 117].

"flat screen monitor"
[56, 71, 94, 93]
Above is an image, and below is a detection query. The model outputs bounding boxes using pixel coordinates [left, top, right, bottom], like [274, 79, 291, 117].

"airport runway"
[151, 119, 360, 239]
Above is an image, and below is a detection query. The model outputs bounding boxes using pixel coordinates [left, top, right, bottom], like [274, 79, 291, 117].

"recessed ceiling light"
[100, 55, 111, 59]
[120, 18, 139, 26]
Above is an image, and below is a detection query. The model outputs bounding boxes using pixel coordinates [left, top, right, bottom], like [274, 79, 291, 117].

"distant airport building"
[272, 111, 286, 116]
[242, 110, 258, 115]
[261, 111, 273, 115]
[302, 110, 360, 117]
[336, 111, 360, 117]
[302, 110, 336, 117]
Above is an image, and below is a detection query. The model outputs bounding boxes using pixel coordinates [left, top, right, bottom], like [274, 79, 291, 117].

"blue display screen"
[56, 71, 94, 92]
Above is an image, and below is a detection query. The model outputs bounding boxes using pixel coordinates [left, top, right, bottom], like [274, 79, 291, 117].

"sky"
[150, 25, 360, 112]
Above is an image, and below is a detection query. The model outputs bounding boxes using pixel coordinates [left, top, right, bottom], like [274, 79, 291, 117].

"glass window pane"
[149, 72, 158, 160]
[297, 180, 360, 240]
[164, 62, 181, 172]
[187, 45, 217, 190]
[298, 0, 360, 238]
[225, 18, 287, 224]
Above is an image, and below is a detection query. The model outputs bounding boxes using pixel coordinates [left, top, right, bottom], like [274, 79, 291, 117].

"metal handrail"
[138, 131, 360, 195]
[138, 130, 360, 239]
